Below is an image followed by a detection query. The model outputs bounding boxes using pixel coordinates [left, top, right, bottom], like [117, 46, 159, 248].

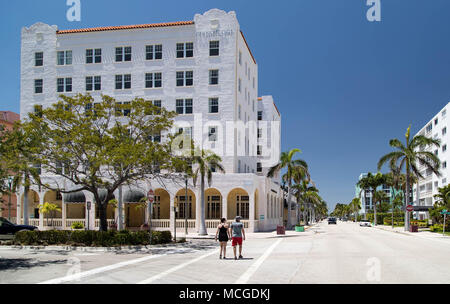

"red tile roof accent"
[240, 31, 256, 64]
[57, 21, 194, 34]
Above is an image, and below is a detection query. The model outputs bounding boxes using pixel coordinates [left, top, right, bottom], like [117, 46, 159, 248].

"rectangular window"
[34, 79, 43, 94]
[57, 78, 72, 93]
[86, 49, 101, 64]
[145, 73, 162, 88]
[209, 70, 219, 85]
[176, 99, 193, 115]
[257, 163, 262, 173]
[146, 44, 162, 60]
[443, 145, 447, 152]
[426, 124, 433, 133]
[209, 98, 219, 113]
[443, 128, 447, 136]
[57, 50, 72, 65]
[208, 126, 217, 142]
[238, 105, 241, 120]
[209, 40, 219, 56]
[435, 118, 439, 125]
[34, 105, 43, 117]
[115, 74, 131, 90]
[239, 51, 242, 65]
[257, 145, 262, 156]
[238, 78, 241, 92]
[257, 129, 262, 138]
[86, 76, 101, 91]
[35, 52, 43, 67]
[258, 111, 263, 121]
[115, 47, 132, 62]
[176, 42, 193, 58]
[176, 71, 193, 87]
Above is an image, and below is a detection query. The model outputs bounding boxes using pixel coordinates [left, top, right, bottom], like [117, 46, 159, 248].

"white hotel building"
[413, 102, 450, 220]
[18, 9, 295, 233]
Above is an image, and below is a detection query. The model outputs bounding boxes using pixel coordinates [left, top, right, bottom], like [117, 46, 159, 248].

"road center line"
[235, 239, 283, 284]
[138, 249, 220, 284]
[39, 254, 167, 284]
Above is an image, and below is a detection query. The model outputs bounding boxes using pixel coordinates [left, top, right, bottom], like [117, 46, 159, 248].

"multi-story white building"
[413, 102, 450, 220]
[356, 173, 392, 216]
[18, 9, 293, 233]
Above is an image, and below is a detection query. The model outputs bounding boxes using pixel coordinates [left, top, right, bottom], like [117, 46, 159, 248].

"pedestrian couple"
[215, 216, 246, 260]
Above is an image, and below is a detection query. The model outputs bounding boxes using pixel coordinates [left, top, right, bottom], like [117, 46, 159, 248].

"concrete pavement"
[1, 221, 449, 284]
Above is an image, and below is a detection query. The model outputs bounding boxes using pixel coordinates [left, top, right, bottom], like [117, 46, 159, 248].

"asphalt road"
[1, 221, 449, 284]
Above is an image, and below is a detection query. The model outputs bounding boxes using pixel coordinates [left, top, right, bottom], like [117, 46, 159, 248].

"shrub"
[13, 230, 172, 247]
[71, 222, 84, 230]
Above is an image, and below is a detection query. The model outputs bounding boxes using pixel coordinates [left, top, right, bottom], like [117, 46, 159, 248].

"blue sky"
[1, 0, 449, 211]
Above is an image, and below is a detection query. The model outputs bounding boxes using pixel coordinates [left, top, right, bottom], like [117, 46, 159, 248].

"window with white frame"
[35, 52, 43, 67]
[209, 40, 219, 56]
[238, 78, 241, 92]
[208, 126, 218, 142]
[57, 50, 72, 65]
[239, 51, 242, 65]
[86, 49, 102, 64]
[176, 71, 193, 87]
[257, 145, 262, 156]
[258, 111, 263, 121]
[34, 79, 43, 94]
[257, 162, 262, 173]
[257, 128, 262, 138]
[443, 144, 447, 152]
[209, 70, 219, 85]
[57, 78, 72, 93]
[426, 124, 433, 133]
[443, 128, 447, 136]
[146, 44, 162, 60]
[115, 46, 132, 62]
[145, 72, 162, 88]
[176, 42, 193, 58]
[86, 76, 101, 91]
[115, 102, 131, 117]
[238, 105, 241, 120]
[209, 98, 219, 113]
[176, 99, 193, 115]
[115, 74, 131, 90]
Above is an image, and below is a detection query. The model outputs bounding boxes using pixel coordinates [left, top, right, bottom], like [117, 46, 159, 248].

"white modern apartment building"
[18, 9, 294, 233]
[413, 102, 450, 220]
[356, 173, 392, 216]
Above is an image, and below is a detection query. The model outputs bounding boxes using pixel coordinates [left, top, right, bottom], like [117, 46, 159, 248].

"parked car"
[360, 220, 371, 227]
[328, 217, 337, 225]
[0, 217, 37, 235]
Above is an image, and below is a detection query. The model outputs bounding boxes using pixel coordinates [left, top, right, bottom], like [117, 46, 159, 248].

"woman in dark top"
[215, 218, 231, 259]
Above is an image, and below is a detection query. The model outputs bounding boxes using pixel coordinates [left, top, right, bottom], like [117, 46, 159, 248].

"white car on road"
[360, 220, 371, 227]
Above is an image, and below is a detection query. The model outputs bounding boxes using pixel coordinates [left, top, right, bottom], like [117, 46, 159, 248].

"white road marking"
[39, 254, 167, 284]
[138, 249, 220, 284]
[235, 239, 283, 284]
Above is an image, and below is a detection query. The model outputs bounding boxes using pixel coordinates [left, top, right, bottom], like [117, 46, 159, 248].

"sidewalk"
[373, 225, 450, 241]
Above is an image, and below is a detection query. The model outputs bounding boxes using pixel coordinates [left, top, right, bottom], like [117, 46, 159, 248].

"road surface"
[1, 221, 449, 284]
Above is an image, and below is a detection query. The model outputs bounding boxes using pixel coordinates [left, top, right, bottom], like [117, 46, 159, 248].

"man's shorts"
[232, 237, 243, 246]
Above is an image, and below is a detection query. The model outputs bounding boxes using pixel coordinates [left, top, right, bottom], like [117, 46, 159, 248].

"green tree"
[2, 123, 42, 226]
[357, 175, 372, 219]
[378, 126, 441, 231]
[349, 198, 361, 222]
[372, 190, 388, 225]
[268, 149, 309, 229]
[39, 202, 62, 227]
[191, 148, 225, 235]
[24, 94, 178, 231]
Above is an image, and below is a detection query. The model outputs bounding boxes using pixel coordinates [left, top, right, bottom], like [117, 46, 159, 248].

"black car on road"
[328, 217, 337, 225]
[0, 217, 37, 235]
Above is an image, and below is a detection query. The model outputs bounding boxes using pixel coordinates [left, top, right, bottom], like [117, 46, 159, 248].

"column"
[195, 189, 201, 233]
[222, 195, 228, 221]
[39, 193, 45, 230]
[61, 195, 67, 230]
[116, 187, 124, 231]
[249, 190, 255, 232]
[169, 195, 175, 233]
[16, 191, 22, 225]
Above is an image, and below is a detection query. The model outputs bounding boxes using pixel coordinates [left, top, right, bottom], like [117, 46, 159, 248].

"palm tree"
[386, 165, 405, 228]
[39, 202, 62, 227]
[357, 175, 372, 220]
[268, 149, 309, 229]
[372, 190, 388, 226]
[291, 169, 317, 225]
[378, 125, 441, 231]
[350, 198, 361, 222]
[191, 149, 225, 235]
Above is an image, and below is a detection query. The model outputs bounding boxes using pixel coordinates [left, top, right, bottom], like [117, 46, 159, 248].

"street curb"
[0, 245, 178, 252]
[373, 226, 412, 237]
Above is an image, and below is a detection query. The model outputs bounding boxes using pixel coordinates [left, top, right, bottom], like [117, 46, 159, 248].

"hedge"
[13, 230, 172, 247]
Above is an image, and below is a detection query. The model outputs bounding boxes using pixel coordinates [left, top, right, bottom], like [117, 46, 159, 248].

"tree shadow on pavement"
[0, 258, 67, 271]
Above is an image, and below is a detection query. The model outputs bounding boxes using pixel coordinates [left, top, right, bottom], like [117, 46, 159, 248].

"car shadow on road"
[0, 258, 67, 271]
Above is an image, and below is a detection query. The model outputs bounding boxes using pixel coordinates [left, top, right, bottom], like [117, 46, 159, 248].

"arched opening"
[42, 190, 63, 227]
[227, 188, 250, 220]
[94, 190, 116, 222]
[64, 191, 86, 220]
[175, 189, 196, 219]
[153, 189, 170, 220]
[205, 188, 222, 219]
[21, 190, 40, 221]
[123, 190, 145, 228]
[1, 193, 17, 221]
